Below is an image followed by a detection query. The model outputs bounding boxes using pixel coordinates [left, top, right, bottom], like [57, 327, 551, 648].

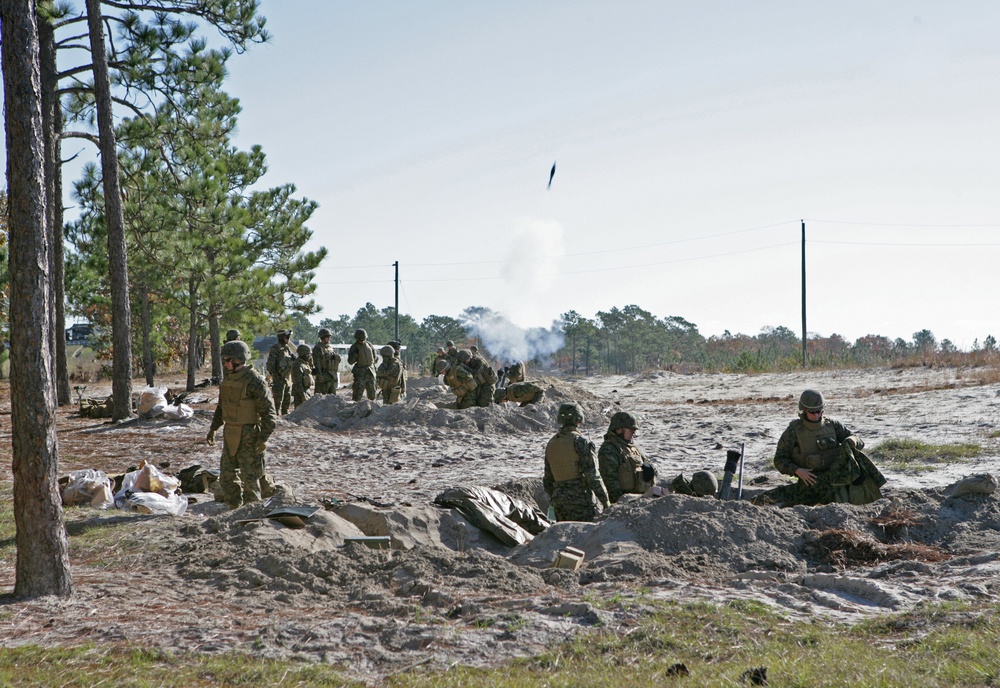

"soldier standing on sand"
[376, 345, 404, 404]
[348, 329, 378, 402]
[598, 411, 657, 503]
[544, 402, 610, 522]
[388, 341, 406, 398]
[266, 329, 296, 415]
[207, 341, 277, 509]
[312, 328, 341, 395]
[291, 344, 314, 409]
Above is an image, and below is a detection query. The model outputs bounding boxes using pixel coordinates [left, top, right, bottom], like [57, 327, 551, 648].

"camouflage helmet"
[445, 340, 455, 348]
[493, 388, 507, 404]
[557, 402, 584, 426]
[798, 389, 825, 413]
[296, 344, 312, 357]
[380, 345, 394, 357]
[434, 359, 449, 374]
[318, 328, 331, 338]
[221, 340, 252, 362]
[354, 328, 367, 340]
[608, 411, 639, 433]
[277, 329, 292, 338]
[225, 329, 241, 342]
[690, 470, 718, 497]
[470, 345, 479, 353]
[457, 349, 472, 363]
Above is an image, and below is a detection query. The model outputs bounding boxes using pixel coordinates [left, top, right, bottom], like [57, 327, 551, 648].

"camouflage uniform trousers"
[754, 443, 874, 507]
[456, 388, 477, 409]
[474, 383, 495, 408]
[549, 477, 599, 522]
[219, 424, 275, 509]
[272, 378, 292, 415]
[315, 371, 338, 395]
[351, 366, 376, 402]
[292, 387, 312, 409]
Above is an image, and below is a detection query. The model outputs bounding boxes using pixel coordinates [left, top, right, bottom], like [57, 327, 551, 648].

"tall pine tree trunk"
[1, 0, 74, 598]
[186, 280, 199, 392]
[141, 286, 154, 386]
[85, 0, 133, 420]
[209, 307, 222, 384]
[38, 15, 70, 407]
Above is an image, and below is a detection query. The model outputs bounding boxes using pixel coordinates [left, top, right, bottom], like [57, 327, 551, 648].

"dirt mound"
[284, 378, 612, 435]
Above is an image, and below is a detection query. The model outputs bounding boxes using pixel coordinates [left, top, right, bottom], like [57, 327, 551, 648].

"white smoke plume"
[496, 217, 564, 325]
[461, 310, 565, 365]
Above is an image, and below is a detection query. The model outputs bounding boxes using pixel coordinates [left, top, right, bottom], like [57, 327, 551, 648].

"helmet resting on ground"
[608, 411, 639, 433]
[557, 402, 584, 426]
[690, 470, 718, 497]
[221, 341, 252, 362]
[798, 388, 825, 413]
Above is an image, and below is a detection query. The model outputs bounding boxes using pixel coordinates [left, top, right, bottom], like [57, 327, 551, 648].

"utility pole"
[393, 261, 399, 342]
[801, 219, 807, 367]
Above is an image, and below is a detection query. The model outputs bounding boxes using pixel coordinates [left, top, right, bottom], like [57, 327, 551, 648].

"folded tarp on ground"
[433, 485, 551, 547]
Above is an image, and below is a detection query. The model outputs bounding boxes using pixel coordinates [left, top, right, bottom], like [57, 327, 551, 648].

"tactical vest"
[220, 369, 259, 426]
[546, 430, 582, 482]
[353, 341, 375, 367]
[794, 419, 841, 471]
[314, 343, 339, 373]
[617, 443, 648, 493]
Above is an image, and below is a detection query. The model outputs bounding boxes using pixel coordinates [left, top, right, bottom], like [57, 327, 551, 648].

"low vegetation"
[871, 439, 982, 471]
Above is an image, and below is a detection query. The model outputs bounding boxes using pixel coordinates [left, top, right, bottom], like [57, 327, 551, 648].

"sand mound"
[284, 378, 613, 434]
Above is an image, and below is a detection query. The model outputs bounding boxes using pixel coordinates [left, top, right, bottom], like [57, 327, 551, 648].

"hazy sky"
[18, 2, 1000, 347]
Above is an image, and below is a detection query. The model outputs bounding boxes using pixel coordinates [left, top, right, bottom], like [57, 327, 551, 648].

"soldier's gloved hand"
[641, 463, 656, 482]
[206, 429, 216, 446]
[255, 438, 268, 455]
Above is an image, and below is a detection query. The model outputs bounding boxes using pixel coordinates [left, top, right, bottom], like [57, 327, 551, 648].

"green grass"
[871, 438, 981, 471]
[383, 600, 1000, 688]
[0, 646, 364, 687]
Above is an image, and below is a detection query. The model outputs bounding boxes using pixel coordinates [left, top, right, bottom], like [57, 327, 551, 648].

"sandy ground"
[0, 365, 998, 684]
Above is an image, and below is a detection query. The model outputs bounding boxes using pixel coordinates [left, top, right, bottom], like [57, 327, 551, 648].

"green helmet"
[435, 359, 449, 374]
[557, 402, 584, 426]
[318, 328, 331, 338]
[799, 389, 825, 413]
[608, 411, 638, 433]
[493, 388, 507, 404]
[225, 329, 241, 342]
[221, 341, 252, 362]
[277, 329, 292, 339]
[690, 470, 718, 497]
[380, 345, 394, 357]
[297, 344, 312, 357]
[354, 329, 367, 340]
[457, 349, 472, 363]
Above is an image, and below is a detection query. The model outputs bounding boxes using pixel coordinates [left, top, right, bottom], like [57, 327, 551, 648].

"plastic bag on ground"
[61, 469, 114, 509]
[162, 403, 194, 419]
[434, 485, 551, 547]
[114, 460, 186, 515]
[125, 491, 188, 516]
[137, 387, 168, 416]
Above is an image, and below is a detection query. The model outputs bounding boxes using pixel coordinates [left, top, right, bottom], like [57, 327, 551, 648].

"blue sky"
[12, 1, 1000, 348]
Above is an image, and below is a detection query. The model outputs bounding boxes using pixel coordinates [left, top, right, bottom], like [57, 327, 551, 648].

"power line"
[812, 239, 1000, 247]
[804, 218, 1000, 228]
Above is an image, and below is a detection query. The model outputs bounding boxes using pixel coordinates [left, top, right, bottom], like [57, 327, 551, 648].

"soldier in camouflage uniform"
[376, 345, 404, 404]
[266, 329, 296, 415]
[754, 389, 886, 507]
[388, 341, 406, 398]
[493, 380, 544, 407]
[506, 361, 525, 385]
[347, 328, 378, 402]
[312, 328, 341, 395]
[598, 411, 657, 503]
[207, 341, 278, 509]
[438, 356, 477, 409]
[291, 344, 314, 409]
[466, 348, 498, 407]
[544, 402, 610, 521]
